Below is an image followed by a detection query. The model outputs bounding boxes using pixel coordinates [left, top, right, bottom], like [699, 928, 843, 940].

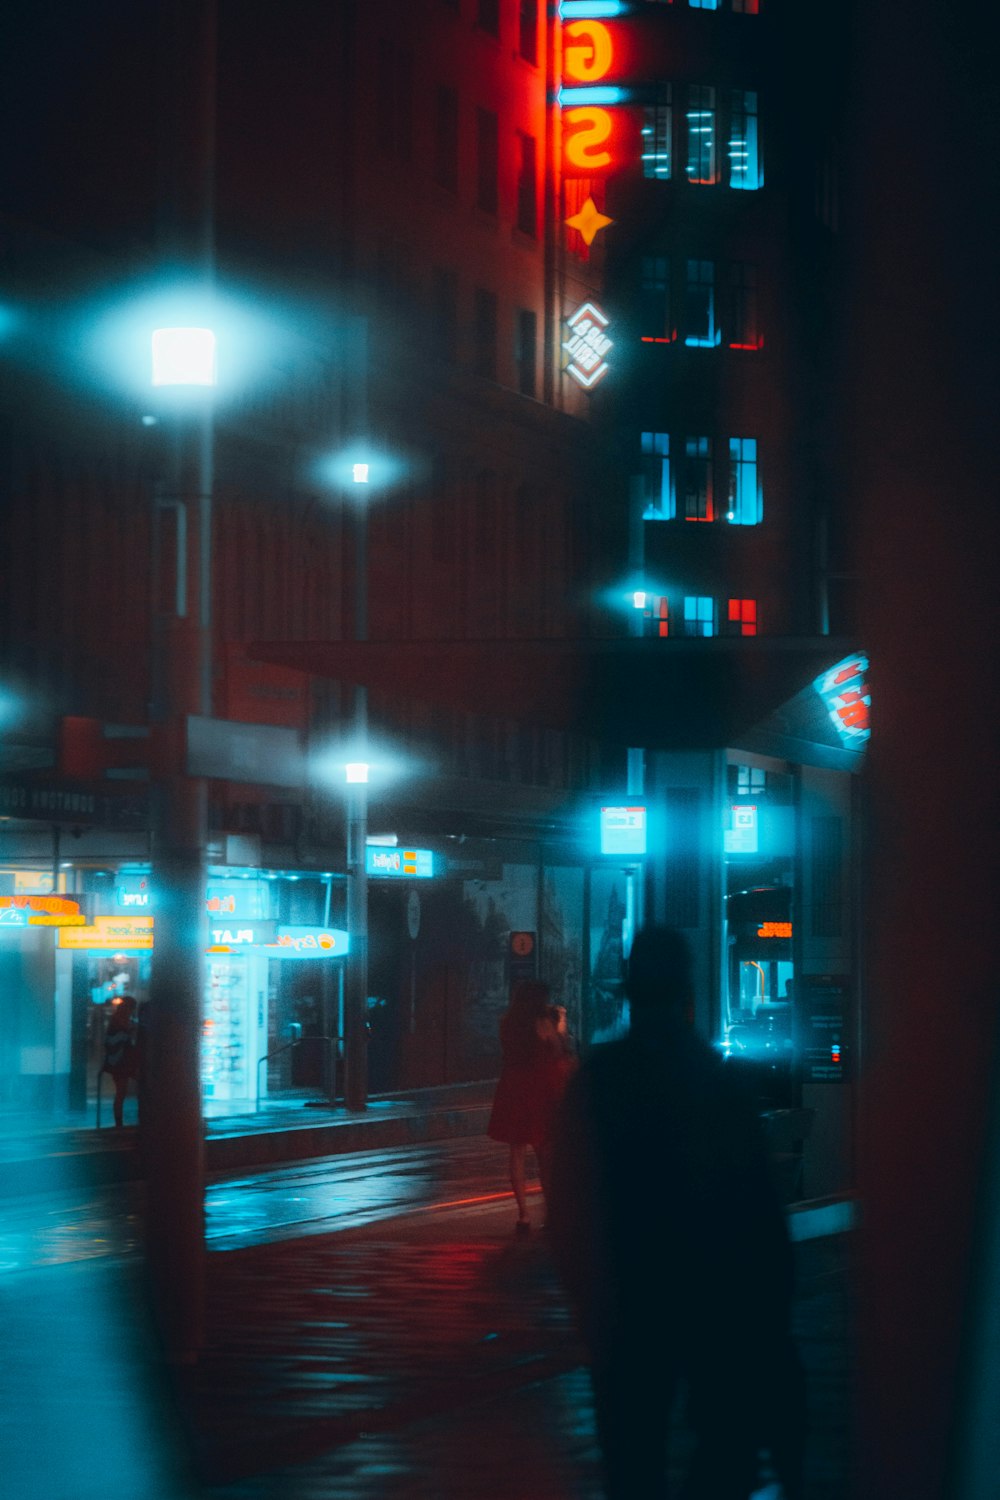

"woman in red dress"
[488, 980, 576, 1236]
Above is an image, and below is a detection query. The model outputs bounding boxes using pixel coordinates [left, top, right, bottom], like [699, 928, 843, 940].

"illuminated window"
[517, 132, 538, 236]
[639, 256, 671, 340]
[477, 0, 500, 36]
[732, 0, 760, 14]
[684, 260, 719, 346]
[641, 595, 671, 637]
[642, 87, 673, 180]
[729, 261, 761, 348]
[683, 436, 714, 521]
[736, 764, 766, 796]
[516, 309, 538, 396]
[434, 85, 459, 192]
[640, 431, 675, 519]
[729, 90, 762, 189]
[727, 438, 761, 524]
[431, 268, 458, 363]
[477, 108, 499, 214]
[689, 0, 721, 8]
[686, 86, 718, 184]
[727, 598, 758, 635]
[376, 39, 413, 162]
[473, 288, 498, 379]
[519, 0, 538, 63]
[683, 596, 717, 637]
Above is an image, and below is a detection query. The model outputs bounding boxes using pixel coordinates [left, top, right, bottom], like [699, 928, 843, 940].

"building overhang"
[249, 636, 866, 766]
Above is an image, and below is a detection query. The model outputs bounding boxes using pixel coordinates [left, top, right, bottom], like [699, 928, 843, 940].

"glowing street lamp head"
[151, 326, 217, 387]
[345, 762, 370, 784]
[352, 463, 370, 484]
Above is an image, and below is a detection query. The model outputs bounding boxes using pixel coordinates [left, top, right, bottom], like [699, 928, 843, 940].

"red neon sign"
[561, 18, 623, 178]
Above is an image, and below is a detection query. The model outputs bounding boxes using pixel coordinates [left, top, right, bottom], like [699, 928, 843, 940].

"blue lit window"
[683, 596, 717, 637]
[639, 256, 671, 341]
[689, 0, 721, 8]
[640, 431, 674, 519]
[729, 90, 762, 189]
[683, 436, 714, 521]
[684, 259, 719, 346]
[642, 88, 673, 180]
[686, 86, 718, 184]
[727, 438, 761, 524]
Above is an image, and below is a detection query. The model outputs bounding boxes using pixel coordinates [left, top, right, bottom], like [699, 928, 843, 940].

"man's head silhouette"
[625, 926, 694, 1018]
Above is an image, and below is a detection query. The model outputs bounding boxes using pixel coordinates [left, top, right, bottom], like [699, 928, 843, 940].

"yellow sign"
[60, 916, 155, 950]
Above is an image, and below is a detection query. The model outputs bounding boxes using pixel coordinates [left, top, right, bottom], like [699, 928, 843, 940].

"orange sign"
[757, 921, 793, 939]
[60, 916, 154, 950]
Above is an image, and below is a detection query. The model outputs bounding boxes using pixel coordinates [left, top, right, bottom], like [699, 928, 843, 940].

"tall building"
[2, 0, 861, 1195]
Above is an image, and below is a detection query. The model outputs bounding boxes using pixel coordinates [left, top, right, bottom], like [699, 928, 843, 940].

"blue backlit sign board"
[725, 804, 759, 855]
[599, 805, 647, 856]
[366, 847, 435, 879]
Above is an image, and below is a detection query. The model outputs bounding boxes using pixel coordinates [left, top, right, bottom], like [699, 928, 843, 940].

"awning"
[248, 636, 864, 755]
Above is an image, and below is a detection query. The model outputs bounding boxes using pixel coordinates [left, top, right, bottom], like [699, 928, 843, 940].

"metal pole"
[343, 492, 369, 1112]
[143, 0, 215, 1363]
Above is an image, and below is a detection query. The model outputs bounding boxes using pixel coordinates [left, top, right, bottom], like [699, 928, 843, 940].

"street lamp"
[144, 317, 215, 1363]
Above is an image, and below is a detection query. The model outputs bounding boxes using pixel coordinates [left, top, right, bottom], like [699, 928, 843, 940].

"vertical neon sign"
[559, 3, 626, 178]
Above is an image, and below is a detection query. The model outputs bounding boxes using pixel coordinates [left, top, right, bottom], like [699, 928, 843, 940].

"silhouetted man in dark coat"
[548, 926, 804, 1499]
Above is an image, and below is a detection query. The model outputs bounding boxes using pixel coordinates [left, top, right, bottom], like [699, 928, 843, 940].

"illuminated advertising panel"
[559, 6, 629, 179]
[267, 926, 349, 959]
[725, 804, 759, 855]
[365, 847, 435, 879]
[563, 301, 612, 388]
[0, 895, 86, 927]
[60, 916, 154, 950]
[814, 654, 871, 747]
[600, 804, 647, 856]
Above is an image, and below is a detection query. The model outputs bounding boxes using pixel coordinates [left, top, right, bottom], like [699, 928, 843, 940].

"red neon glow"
[729, 339, 765, 351]
[563, 20, 614, 83]
[757, 921, 792, 939]
[564, 106, 613, 171]
[658, 597, 669, 638]
[640, 334, 675, 344]
[0, 894, 81, 915]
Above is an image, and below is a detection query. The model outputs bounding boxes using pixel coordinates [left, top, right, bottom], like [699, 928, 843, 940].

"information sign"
[365, 847, 435, 879]
[599, 804, 647, 856]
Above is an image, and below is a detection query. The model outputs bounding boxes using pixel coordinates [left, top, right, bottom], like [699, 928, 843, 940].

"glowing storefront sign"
[267, 926, 349, 959]
[60, 916, 155, 950]
[757, 921, 792, 939]
[0, 894, 86, 927]
[208, 921, 276, 949]
[365, 847, 435, 879]
[600, 804, 647, 856]
[725, 804, 759, 855]
[560, 10, 626, 177]
[814, 654, 871, 747]
[563, 301, 612, 388]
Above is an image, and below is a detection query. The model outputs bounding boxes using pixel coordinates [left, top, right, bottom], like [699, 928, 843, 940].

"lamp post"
[145, 322, 215, 1363]
[343, 464, 370, 1111]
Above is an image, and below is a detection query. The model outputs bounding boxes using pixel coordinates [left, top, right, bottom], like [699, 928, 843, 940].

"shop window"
[473, 287, 498, 379]
[685, 259, 720, 346]
[729, 261, 761, 349]
[519, 0, 538, 63]
[642, 87, 673, 180]
[729, 90, 762, 189]
[683, 436, 714, 521]
[727, 437, 762, 524]
[516, 309, 537, 396]
[735, 763, 767, 797]
[727, 598, 758, 635]
[639, 431, 674, 519]
[433, 85, 459, 192]
[683, 596, 717, 637]
[477, 107, 499, 213]
[686, 86, 718, 185]
[516, 132, 538, 236]
[639, 255, 672, 341]
[430, 268, 458, 363]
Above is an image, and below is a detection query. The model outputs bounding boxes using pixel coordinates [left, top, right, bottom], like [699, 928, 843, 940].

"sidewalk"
[0, 1080, 497, 1195]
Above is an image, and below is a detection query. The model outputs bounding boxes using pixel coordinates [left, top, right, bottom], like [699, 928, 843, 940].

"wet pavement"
[0, 1132, 854, 1498]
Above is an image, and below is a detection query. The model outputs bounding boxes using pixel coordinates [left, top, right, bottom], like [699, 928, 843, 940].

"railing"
[256, 1034, 342, 1110]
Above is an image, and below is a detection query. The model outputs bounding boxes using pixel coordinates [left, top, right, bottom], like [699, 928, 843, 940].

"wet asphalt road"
[0, 1137, 523, 1272]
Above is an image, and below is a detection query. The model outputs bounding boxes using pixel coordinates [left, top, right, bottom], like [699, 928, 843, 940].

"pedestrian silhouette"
[101, 994, 139, 1128]
[488, 979, 576, 1237]
[548, 926, 804, 1498]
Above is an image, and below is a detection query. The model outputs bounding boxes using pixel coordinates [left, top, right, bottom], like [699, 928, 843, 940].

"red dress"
[487, 1011, 573, 1148]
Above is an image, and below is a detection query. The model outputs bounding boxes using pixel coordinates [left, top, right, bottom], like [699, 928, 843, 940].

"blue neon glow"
[366, 847, 435, 879]
[600, 805, 647, 857]
[558, 86, 627, 107]
[560, 1, 625, 17]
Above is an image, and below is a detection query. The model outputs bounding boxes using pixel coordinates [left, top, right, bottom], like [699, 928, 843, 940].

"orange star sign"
[565, 196, 613, 247]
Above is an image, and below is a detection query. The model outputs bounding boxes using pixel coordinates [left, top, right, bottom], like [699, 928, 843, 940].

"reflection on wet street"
[0, 1138, 518, 1272]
